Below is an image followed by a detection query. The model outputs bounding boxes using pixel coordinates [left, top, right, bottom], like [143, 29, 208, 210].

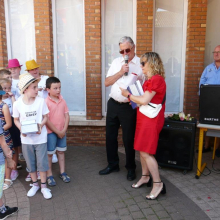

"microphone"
[124, 55, 128, 76]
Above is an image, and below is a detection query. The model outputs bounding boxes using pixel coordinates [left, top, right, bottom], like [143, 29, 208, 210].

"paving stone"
[142, 208, 155, 216]
[120, 215, 133, 220]
[17, 215, 29, 220]
[102, 205, 116, 213]
[124, 198, 136, 206]
[114, 202, 127, 209]
[156, 210, 170, 218]
[117, 208, 130, 216]
[150, 204, 164, 212]
[128, 204, 140, 212]
[6, 146, 213, 220]
[131, 211, 145, 219]
[144, 214, 159, 220]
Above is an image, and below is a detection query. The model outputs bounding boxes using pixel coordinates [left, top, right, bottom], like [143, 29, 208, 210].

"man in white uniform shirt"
[99, 36, 144, 181]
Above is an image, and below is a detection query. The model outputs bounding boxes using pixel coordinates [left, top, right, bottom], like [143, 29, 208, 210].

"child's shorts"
[22, 143, 49, 173]
[47, 133, 67, 155]
[0, 164, 5, 198]
[9, 117, 21, 148]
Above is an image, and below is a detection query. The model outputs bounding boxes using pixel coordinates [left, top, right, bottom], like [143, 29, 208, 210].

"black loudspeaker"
[155, 118, 196, 172]
[199, 84, 220, 125]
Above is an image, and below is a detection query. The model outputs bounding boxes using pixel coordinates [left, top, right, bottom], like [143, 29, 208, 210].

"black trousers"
[106, 98, 137, 170]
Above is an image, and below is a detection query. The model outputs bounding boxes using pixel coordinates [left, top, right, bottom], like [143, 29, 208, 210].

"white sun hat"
[18, 73, 40, 94]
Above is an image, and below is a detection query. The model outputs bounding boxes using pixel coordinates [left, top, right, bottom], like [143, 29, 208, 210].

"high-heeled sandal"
[131, 175, 152, 189]
[146, 181, 166, 200]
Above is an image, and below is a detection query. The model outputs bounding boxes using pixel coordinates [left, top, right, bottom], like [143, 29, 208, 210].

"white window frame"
[4, 0, 36, 61]
[101, 0, 137, 116]
[4, 0, 12, 59]
[52, 0, 86, 116]
[153, 0, 188, 114]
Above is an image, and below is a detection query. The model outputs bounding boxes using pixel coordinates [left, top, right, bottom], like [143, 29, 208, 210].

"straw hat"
[18, 73, 40, 94]
[7, 59, 22, 69]
[25, 59, 41, 71]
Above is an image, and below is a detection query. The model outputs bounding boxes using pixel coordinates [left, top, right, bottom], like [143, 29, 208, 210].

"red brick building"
[0, 0, 217, 147]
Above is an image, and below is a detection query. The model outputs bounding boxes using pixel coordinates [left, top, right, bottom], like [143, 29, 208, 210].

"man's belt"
[110, 98, 129, 105]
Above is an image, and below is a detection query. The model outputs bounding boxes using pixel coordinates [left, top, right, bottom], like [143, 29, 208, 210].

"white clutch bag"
[139, 103, 162, 118]
[139, 93, 166, 118]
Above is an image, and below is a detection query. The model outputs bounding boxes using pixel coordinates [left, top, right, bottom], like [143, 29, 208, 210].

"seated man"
[199, 45, 220, 153]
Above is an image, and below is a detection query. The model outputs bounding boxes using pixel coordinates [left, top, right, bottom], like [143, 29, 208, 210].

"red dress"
[134, 74, 166, 154]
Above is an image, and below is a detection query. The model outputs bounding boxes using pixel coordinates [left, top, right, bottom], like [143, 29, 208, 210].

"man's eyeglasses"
[212, 51, 220, 54]
[119, 46, 134, 54]
[141, 62, 145, 67]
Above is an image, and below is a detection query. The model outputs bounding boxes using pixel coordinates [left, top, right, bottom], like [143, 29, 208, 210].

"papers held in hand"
[21, 120, 40, 134]
[127, 80, 144, 109]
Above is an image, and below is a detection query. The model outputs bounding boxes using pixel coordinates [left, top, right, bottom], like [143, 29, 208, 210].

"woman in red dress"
[120, 52, 166, 200]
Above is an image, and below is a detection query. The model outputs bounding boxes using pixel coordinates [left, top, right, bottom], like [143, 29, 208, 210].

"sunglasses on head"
[119, 46, 134, 54]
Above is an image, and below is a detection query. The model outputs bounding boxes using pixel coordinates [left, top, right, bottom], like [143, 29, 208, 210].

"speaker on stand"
[155, 118, 196, 174]
[199, 84, 220, 125]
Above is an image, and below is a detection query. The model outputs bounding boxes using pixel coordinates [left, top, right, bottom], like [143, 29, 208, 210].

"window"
[52, 0, 85, 115]
[204, 0, 220, 67]
[102, 0, 136, 115]
[5, 0, 36, 73]
[154, 0, 187, 112]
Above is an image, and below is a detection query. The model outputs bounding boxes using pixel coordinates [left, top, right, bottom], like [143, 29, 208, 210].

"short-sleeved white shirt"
[12, 79, 20, 100]
[3, 98, 13, 115]
[106, 55, 144, 103]
[13, 96, 49, 144]
[38, 75, 49, 99]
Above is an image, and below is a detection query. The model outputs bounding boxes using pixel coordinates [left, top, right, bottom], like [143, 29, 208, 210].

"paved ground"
[2, 146, 219, 220]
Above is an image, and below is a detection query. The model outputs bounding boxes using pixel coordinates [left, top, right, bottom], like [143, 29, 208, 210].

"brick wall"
[0, 0, 7, 69]
[184, 0, 207, 119]
[67, 126, 123, 147]
[34, 0, 54, 75]
[85, 0, 102, 120]
[2, 0, 208, 147]
[136, 0, 153, 56]
[68, 0, 154, 146]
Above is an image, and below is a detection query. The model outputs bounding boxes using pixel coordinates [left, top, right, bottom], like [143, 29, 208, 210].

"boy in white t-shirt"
[13, 73, 52, 199]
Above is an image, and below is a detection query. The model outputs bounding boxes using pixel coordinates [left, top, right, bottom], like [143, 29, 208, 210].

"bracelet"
[127, 93, 131, 101]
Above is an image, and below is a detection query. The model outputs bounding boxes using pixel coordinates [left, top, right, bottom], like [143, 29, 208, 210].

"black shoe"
[127, 170, 136, 181]
[17, 163, 22, 170]
[99, 165, 119, 175]
[0, 206, 18, 219]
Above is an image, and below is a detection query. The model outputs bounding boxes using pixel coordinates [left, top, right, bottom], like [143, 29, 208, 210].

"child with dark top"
[0, 83, 14, 191]
[0, 79, 21, 184]
[0, 117, 18, 219]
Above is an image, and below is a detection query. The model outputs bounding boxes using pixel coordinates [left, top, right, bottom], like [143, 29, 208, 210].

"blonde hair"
[0, 78, 11, 86]
[140, 52, 165, 79]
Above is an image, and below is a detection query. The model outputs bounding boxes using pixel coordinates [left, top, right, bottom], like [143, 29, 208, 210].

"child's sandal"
[3, 179, 13, 190]
[59, 173, 70, 183]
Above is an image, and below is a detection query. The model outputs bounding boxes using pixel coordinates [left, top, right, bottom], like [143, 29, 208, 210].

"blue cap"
[0, 91, 6, 95]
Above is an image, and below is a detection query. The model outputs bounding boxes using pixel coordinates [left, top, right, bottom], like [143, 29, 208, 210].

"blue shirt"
[199, 62, 220, 88]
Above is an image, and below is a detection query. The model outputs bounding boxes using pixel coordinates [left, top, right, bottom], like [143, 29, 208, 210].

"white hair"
[119, 36, 134, 46]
